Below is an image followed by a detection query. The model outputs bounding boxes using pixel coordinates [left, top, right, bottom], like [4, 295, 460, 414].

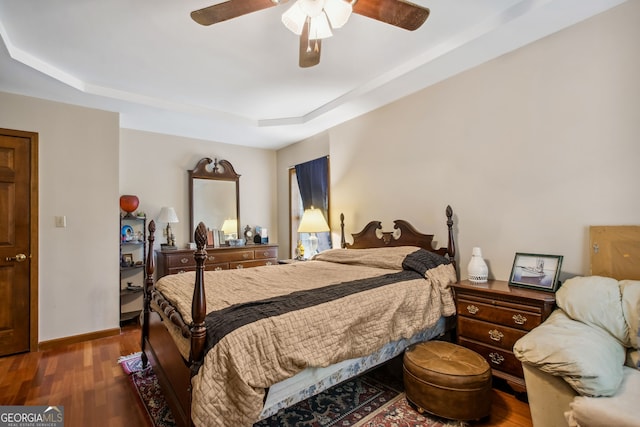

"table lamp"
[221, 219, 238, 241]
[297, 206, 329, 256]
[158, 207, 179, 250]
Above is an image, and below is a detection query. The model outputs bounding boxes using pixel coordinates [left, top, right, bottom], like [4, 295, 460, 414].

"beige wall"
[0, 95, 278, 342]
[278, 1, 640, 282]
[0, 91, 120, 341]
[120, 129, 278, 250]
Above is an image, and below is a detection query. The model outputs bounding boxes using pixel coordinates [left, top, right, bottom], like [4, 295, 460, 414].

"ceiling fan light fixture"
[282, 2, 307, 34]
[299, 0, 325, 17]
[323, 0, 352, 29]
[282, 0, 342, 38]
[310, 13, 333, 39]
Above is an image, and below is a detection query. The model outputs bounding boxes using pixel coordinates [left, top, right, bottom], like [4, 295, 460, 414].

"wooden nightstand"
[451, 280, 556, 393]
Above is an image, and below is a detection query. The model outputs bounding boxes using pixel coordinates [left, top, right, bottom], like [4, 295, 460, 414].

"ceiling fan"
[191, 0, 430, 68]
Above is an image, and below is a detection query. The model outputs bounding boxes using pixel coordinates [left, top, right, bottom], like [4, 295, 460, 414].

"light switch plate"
[55, 216, 66, 228]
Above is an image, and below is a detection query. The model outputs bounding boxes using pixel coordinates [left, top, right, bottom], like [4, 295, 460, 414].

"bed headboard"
[339, 205, 456, 265]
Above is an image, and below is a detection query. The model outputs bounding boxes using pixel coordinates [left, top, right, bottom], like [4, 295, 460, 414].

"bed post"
[340, 213, 346, 248]
[445, 205, 456, 266]
[190, 222, 208, 364]
[141, 220, 156, 367]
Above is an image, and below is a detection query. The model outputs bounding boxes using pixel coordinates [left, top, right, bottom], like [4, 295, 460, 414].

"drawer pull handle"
[512, 314, 527, 325]
[466, 305, 479, 315]
[243, 253, 250, 259]
[489, 352, 504, 365]
[489, 329, 504, 342]
[266, 261, 272, 266]
[180, 258, 189, 264]
[214, 267, 222, 271]
[263, 251, 269, 257]
[207, 256, 215, 261]
[178, 270, 185, 274]
[236, 264, 244, 269]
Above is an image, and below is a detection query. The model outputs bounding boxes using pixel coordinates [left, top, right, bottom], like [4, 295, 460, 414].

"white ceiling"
[0, 0, 625, 149]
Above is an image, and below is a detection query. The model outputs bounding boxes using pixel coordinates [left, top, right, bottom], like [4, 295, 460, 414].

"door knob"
[6, 253, 28, 262]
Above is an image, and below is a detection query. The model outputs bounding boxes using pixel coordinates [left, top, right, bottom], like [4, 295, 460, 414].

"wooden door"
[0, 129, 38, 356]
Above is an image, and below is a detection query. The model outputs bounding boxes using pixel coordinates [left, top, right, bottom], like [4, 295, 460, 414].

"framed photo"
[121, 253, 134, 267]
[509, 253, 563, 292]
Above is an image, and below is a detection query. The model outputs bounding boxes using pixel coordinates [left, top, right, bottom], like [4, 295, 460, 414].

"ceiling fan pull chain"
[314, 39, 319, 53]
[306, 16, 313, 52]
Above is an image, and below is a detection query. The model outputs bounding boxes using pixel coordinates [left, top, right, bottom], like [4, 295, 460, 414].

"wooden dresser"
[451, 279, 555, 392]
[156, 244, 278, 278]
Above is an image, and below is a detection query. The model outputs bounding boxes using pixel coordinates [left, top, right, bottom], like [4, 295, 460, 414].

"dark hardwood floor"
[0, 325, 532, 426]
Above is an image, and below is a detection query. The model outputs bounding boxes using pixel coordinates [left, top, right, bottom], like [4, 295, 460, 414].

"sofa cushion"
[627, 349, 639, 370]
[619, 280, 640, 350]
[556, 276, 628, 346]
[565, 367, 640, 427]
[514, 310, 625, 397]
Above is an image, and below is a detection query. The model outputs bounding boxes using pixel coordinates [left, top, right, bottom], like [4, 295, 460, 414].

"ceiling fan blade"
[191, 0, 288, 26]
[299, 19, 321, 68]
[353, 0, 430, 31]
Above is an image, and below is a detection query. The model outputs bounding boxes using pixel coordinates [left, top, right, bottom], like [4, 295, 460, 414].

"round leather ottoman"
[403, 341, 492, 421]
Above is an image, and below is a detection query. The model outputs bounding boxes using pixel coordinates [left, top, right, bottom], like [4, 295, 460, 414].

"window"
[289, 156, 331, 259]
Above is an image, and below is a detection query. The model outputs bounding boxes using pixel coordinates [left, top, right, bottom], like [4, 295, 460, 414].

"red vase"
[120, 195, 139, 214]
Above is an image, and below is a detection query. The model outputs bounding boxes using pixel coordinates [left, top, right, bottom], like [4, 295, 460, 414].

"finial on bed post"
[445, 205, 456, 265]
[141, 220, 156, 367]
[340, 213, 346, 248]
[190, 222, 208, 364]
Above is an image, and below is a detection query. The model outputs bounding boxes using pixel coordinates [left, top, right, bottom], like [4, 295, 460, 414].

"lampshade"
[298, 207, 330, 233]
[282, 0, 351, 39]
[157, 207, 179, 223]
[221, 219, 238, 235]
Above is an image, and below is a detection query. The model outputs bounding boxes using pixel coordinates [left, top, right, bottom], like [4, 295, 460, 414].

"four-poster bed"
[141, 206, 458, 427]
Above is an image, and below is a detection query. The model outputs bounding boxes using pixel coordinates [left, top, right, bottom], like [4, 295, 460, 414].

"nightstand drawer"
[459, 338, 524, 379]
[456, 298, 542, 331]
[457, 316, 526, 351]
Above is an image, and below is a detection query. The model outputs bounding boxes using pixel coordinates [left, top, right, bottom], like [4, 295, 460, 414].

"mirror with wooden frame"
[189, 158, 240, 244]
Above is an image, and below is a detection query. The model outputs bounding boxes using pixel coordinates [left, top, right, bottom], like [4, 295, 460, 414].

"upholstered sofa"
[513, 276, 640, 427]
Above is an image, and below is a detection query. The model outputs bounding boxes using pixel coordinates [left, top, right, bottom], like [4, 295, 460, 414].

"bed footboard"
[144, 311, 192, 427]
[141, 220, 195, 427]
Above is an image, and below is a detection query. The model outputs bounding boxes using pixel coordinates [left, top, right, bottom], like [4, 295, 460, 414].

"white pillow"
[556, 276, 628, 346]
[514, 310, 625, 396]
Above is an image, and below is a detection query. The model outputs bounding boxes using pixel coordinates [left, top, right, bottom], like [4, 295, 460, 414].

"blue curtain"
[295, 156, 331, 252]
[295, 156, 328, 213]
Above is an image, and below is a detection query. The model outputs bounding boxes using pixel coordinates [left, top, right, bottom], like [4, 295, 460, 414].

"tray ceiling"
[0, 0, 625, 149]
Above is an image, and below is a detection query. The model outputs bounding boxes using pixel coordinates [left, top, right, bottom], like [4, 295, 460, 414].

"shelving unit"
[120, 214, 146, 324]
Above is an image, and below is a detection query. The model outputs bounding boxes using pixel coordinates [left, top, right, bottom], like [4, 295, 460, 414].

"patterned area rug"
[119, 352, 466, 427]
[119, 353, 175, 427]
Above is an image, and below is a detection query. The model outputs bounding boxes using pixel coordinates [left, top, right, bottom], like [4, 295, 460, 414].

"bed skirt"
[259, 316, 448, 419]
